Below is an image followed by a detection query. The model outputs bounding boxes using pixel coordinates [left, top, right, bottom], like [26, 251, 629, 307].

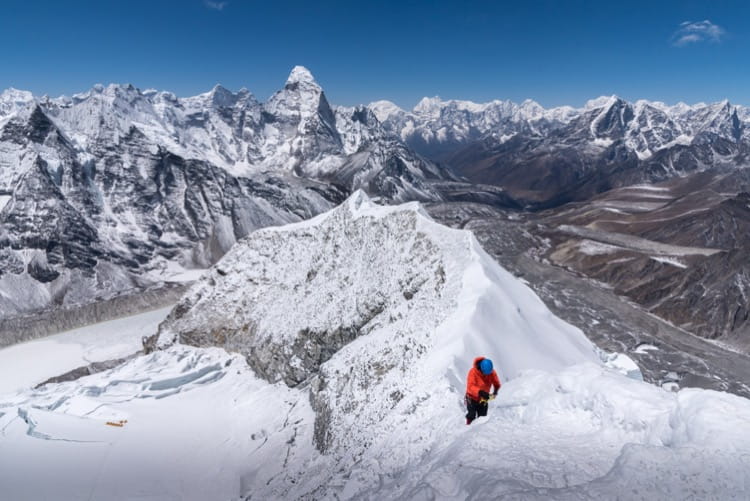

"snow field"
[0, 306, 172, 394]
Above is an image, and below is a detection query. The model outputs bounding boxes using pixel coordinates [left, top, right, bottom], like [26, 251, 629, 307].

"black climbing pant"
[465, 395, 488, 421]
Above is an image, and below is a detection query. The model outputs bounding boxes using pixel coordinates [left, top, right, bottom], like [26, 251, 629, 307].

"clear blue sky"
[2, 0, 748, 108]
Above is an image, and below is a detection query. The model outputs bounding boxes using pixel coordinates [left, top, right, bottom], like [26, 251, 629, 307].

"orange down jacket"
[465, 356, 501, 401]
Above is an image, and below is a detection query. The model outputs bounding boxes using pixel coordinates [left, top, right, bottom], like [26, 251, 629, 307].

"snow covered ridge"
[0, 66, 445, 193]
[3, 193, 750, 499]
[149, 190, 601, 452]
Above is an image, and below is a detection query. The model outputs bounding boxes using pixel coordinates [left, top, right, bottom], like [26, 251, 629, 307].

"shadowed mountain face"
[0, 68, 454, 324]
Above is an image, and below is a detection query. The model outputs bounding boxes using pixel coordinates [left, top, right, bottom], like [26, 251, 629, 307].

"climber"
[465, 356, 501, 425]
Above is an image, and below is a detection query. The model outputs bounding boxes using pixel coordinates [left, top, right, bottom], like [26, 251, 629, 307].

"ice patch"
[651, 256, 688, 269]
[634, 343, 659, 354]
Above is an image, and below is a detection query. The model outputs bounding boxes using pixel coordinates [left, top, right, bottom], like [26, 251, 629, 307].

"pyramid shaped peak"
[286, 66, 318, 86]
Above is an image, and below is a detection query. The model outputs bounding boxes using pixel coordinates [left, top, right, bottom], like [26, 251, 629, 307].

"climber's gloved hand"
[479, 390, 490, 400]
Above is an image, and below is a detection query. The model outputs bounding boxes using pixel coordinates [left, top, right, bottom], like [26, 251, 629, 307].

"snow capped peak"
[0, 87, 36, 117]
[0, 87, 35, 105]
[345, 188, 370, 211]
[210, 83, 229, 93]
[585, 94, 623, 110]
[520, 98, 542, 109]
[286, 65, 318, 86]
[207, 83, 237, 107]
[368, 100, 404, 122]
[266, 66, 335, 132]
[518, 99, 545, 118]
[413, 96, 444, 115]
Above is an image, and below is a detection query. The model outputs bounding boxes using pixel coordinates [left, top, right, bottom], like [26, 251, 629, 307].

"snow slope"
[1, 193, 749, 500]
[0, 306, 171, 394]
[0, 345, 313, 501]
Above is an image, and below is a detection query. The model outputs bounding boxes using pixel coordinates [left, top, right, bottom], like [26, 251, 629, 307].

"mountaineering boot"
[466, 417, 473, 425]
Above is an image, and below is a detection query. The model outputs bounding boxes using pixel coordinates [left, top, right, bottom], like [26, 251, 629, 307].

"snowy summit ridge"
[143, 191, 750, 498]
[2, 193, 750, 499]
[151, 189, 600, 386]
[148, 190, 602, 471]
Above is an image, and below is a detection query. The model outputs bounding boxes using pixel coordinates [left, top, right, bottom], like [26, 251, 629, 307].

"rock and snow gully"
[1, 192, 749, 500]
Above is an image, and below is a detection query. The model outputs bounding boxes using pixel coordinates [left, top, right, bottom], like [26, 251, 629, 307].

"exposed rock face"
[0, 68, 450, 326]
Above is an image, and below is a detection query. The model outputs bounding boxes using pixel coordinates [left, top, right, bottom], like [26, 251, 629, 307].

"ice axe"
[479, 394, 497, 405]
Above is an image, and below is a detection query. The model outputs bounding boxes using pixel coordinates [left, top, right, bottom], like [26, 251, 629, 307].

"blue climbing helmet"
[479, 358, 493, 375]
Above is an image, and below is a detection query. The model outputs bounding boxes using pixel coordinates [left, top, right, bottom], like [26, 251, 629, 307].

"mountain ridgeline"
[2, 68, 750, 354]
[371, 94, 750, 352]
[0, 67, 450, 328]
[372, 95, 750, 208]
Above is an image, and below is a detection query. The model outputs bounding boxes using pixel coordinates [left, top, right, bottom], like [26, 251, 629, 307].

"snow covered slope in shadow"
[1, 193, 749, 500]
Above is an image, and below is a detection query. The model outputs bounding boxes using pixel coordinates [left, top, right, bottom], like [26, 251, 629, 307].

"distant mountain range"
[371, 94, 750, 207]
[0, 67, 448, 323]
[2, 67, 750, 352]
